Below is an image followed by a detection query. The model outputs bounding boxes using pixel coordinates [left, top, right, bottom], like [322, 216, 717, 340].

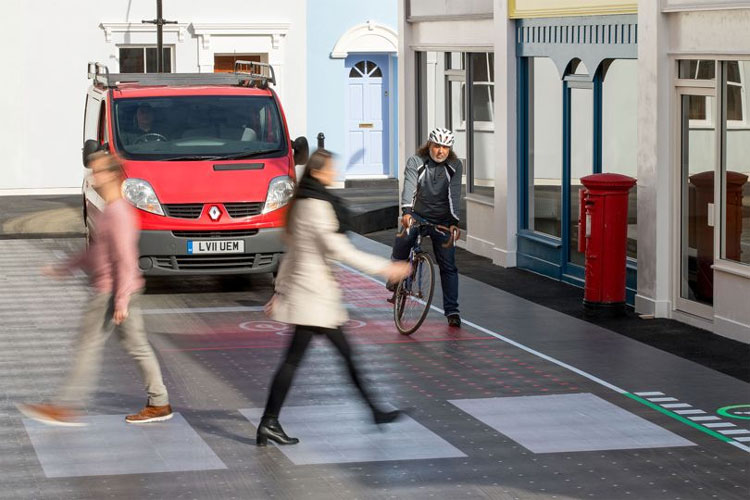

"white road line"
[336, 262, 628, 394]
[675, 409, 706, 415]
[719, 429, 750, 435]
[662, 403, 692, 409]
[634, 392, 665, 397]
[689, 416, 721, 421]
[704, 423, 737, 428]
[734, 437, 750, 442]
[648, 397, 678, 402]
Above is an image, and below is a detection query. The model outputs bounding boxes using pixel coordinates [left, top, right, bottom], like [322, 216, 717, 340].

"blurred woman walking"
[258, 149, 410, 446]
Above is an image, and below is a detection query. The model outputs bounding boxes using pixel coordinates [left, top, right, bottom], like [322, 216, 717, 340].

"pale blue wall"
[306, 0, 398, 177]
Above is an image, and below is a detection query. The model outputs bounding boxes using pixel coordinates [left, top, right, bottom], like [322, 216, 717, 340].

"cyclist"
[389, 127, 463, 328]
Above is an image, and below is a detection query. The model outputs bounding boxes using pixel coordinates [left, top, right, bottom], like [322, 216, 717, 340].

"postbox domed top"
[581, 173, 636, 190]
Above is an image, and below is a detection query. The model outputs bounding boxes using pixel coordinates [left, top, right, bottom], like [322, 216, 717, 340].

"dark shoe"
[373, 408, 402, 425]
[386, 291, 397, 304]
[257, 416, 299, 446]
[447, 314, 461, 328]
[386, 280, 398, 292]
[126, 404, 173, 423]
[17, 403, 87, 427]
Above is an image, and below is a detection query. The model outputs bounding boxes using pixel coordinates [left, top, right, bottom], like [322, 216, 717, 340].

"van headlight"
[262, 176, 295, 214]
[122, 179, 165, 216]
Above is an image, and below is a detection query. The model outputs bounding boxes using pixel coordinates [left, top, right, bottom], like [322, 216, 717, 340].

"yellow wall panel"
[510, 0, 637, 18]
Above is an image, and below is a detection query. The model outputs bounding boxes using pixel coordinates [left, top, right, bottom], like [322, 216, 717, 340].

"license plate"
[187, 240, 245, 254]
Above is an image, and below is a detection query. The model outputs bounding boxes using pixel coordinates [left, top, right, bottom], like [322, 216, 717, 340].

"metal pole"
[156, 0, 163, 73]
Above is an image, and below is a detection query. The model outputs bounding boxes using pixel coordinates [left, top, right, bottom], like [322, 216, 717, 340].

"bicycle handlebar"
[397, 219, 458, 248]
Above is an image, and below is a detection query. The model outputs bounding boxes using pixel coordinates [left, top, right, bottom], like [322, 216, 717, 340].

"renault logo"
[208, 205, 222, 221]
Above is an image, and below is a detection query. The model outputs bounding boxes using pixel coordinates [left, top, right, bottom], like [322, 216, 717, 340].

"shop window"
[722, 60, 750, 265]
[527, 57, 563, 238]
[602, 59, 638, 259]
[119, 47, 172, 73]
[468, 53, 495, 198]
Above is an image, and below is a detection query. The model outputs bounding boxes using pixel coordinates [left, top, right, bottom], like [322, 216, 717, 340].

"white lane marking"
[734, 437, 750, 442]
[704, 422, 737, 428]
[719, 429, 750, 435]
[730, 441, 750, 452]
[688, 416, 721, 421]
[141, 306, 264, 315]
[336, 262, 628, 394]
[648, 397, 678, 402]
[675, 409, 706, 415]
[634, 392, 665, 397]
[662, 403, 692, 409]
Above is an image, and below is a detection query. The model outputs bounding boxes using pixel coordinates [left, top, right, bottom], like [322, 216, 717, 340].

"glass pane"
[569, 87, 594, 266]
[349, 67, 362, 78]
[470, 53, 490, 82]
[371, 66, 382, 78]
[119, 48, 143, 73]
[688, 95, 707, 120]
[528, 57, 563, 237]
[145, 47, 172, 73]
[678, 60, 715, 80]
[723, 62, 750, 265]
[447, 52, 465, 71]
[355, 61, 366, 74]
[471, 84, 493, 122]
[681, 95, 716, 305]
[727, 61, 741, 83]
[602, 59, 638, 259]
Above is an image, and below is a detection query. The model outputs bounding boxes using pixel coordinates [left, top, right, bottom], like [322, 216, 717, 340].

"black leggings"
[263, 324, 377, 419]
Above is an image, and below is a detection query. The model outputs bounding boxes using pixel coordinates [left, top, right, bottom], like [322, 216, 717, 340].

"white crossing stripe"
[141, 306, 265, 315]
[662, 403, 692, 409]
[634, 392, 665, 397]
[648, 397, 678, 402]
[689, 416, 721, 421]
[675, 409, 706, 415]
[720, 429, 750, 435]
[704, 423, 736, 429]
[734, 437, 750, 442]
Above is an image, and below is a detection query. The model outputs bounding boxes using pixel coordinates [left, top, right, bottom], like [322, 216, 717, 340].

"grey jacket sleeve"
[400, 155, 420, 215]
[448, 159, 463, 224]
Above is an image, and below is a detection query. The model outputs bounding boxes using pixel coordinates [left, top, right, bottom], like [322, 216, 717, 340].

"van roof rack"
[87, 60, 276, 89]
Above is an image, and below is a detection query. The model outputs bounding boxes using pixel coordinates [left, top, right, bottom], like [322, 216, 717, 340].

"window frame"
[117, 45, 174, 73]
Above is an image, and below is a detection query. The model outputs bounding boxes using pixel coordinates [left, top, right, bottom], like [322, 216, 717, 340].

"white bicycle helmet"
[428, 127, 455, 148]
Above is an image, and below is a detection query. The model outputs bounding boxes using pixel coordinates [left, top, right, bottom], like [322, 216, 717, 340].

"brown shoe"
[16, 403, 87, 427]
[125, 404, 173, 424]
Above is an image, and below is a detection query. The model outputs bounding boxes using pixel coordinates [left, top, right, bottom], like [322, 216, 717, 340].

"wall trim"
[509, 0, 637, 19]
[191, 22, 291, 50]
[635, 293, 671, 317]
[0, 188, 80, 196]
[100, 22, 189, 43]
[713, 315, 750, 344]
[331, 21, 398, 58]
[493, 247, 517, 268]
[661, 0, 750, 12]
[466, 234, 497, 260]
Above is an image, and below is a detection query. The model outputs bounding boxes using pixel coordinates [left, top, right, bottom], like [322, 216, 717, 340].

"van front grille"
[172, 230, 259, 238]
[152, 253, 277, 271]
[224, 202, 264, 218]
[164, 204, 203, 219]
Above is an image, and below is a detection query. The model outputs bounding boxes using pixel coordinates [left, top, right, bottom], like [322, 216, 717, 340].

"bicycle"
[392, 220, 457, 335]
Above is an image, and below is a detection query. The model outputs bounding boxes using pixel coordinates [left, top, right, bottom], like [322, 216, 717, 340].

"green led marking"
[717, 405, 750, 421]
[625, 393, 732, 443]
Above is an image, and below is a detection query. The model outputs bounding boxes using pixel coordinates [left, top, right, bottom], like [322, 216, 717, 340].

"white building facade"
[399, 0, 750, 342]
[1, 0, 307, 194]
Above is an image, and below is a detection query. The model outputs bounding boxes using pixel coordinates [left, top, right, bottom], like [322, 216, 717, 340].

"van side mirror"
[292, 136, 309, 166]
[82, 140, 100, 167]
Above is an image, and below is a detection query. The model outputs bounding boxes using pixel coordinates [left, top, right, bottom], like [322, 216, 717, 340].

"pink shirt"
[67, 199, 144, 310]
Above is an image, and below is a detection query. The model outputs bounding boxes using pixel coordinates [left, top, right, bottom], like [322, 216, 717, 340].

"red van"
[82, 62, 308, 275]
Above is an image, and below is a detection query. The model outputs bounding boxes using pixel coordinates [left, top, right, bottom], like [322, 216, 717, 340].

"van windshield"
[113, 95, 287, 160]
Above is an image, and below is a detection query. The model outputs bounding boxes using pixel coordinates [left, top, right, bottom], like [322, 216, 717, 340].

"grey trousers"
[58, 292, 169, 407]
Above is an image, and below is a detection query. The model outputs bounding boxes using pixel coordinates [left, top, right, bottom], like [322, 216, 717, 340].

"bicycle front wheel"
[394, 252, 435, 335]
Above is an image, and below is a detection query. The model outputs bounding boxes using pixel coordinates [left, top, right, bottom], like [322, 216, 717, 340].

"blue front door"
[345, 55, 389, 176]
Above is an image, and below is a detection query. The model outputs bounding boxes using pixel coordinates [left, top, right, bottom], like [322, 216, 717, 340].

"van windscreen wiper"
[162, 155, 225, 161]
[210, 149, 282, 161]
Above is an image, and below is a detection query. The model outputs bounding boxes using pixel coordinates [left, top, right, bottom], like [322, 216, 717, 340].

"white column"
[492, 0, 518, 267]
[398, 0, 417, 191]
[635, 0, 672, 317]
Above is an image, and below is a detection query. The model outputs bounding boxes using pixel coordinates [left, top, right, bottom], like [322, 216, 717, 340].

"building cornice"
[100, 22, 190, 43]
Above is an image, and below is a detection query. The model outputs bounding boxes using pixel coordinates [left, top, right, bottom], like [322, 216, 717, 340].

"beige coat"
[271, 198, 390, 328]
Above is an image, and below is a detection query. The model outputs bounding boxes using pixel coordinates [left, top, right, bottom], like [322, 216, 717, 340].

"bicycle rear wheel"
[394, 252, 435, 335]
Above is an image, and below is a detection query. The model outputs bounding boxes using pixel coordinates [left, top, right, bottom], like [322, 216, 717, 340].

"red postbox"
[578, 173, 636, 314]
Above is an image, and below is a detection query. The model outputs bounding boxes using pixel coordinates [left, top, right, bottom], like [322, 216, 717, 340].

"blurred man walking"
[18, 152, 171, 426]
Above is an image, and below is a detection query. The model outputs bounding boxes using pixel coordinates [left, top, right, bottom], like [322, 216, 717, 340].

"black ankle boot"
[373, 408, 402, 425]
[257, 416, 299, 446]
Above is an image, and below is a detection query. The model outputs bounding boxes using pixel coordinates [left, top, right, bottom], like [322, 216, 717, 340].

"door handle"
[359, 123, 374, 128]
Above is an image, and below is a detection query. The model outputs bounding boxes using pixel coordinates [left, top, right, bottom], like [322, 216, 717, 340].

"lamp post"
[142, 0, 177, 73]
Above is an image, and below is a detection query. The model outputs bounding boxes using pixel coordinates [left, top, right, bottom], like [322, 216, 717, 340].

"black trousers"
[263, 324, 377, 419]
